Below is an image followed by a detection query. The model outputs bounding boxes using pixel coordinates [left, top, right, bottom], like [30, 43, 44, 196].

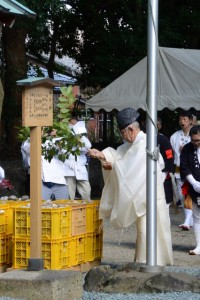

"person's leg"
[179, 208, 193, 230]
[164, 178, 173, 216]
[189, 202, 200, 255]
[179, 198, 193, 230]
[176, 178, 193, 229]
[76, 180, 91, 201]
[65, 176, 76, 200]
[42, 182, 52, 200]
[176, 178, 185, 206]
[51, 184, 69, 200]
[164, 178, 173, 205]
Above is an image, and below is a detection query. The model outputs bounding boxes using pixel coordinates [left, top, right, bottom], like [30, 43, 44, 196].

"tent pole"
[140, 0, 163, 273]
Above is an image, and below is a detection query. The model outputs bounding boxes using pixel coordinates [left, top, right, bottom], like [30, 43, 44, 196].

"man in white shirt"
[22, 131, 69, 200]
[42, 129, 69, 200]
[64, 117, 92, 201]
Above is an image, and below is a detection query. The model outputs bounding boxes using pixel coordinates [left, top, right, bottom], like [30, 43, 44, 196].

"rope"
[146, 146, 160, 161]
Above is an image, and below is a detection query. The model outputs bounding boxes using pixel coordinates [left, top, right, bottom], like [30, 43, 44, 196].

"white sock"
[191, 223, 200, 254]
[191, 231, 200, 254]
[183, 208, 193, 227]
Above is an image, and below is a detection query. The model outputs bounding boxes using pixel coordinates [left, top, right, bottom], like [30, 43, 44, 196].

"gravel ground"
[81, 291, 200, 299]
[80, 205, 200, 300]
[100, 205, 199, 267]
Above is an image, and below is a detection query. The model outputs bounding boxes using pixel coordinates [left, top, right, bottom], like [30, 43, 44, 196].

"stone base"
[84, 263, 200, 294]
[0, 270, 83, 300]
[66, 259, 101, 272]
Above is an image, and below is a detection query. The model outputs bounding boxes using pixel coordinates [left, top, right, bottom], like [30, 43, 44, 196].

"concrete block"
[0, 270, 83, 300]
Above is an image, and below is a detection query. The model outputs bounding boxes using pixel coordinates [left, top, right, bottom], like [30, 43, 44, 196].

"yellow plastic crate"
[71, 233, 103, 265]
[7, 201, 29, 235]
[93, 233, 103, 260]
[13, 208, 30, 238]
[86, 201, 102, 234]
[57, 202, 88, 236]
[13, 207, 72, 239]
[12, 238, 30, 269]
[6, 234, 13, 266]
[0, 206, 8, 235]
[85, 233, 103, 262]
[41, 238, 78, 269]
[12, 236, 84, 270]
[54, 200, 102, 235]
[61, 238, 78, 268]
[0, 200, 30, 235]
[75, 235, 86, 264]
[12, 232, 103, 270]
[71, 204, 87, 236]
[57, 200, 100, 236]
[0, 233, 9, 266]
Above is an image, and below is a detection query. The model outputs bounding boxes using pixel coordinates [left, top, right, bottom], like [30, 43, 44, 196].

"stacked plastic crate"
[0, 200, 30, 268]
[0, 204, 9, 268]
[12, 200, 102, 270]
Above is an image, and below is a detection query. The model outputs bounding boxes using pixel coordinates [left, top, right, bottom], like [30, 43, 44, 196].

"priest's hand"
[88, 148, 105, 160]
[101, 161, 112, 170]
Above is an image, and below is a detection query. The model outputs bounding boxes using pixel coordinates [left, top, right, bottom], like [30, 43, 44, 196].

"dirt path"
[102, 205, 200, 267]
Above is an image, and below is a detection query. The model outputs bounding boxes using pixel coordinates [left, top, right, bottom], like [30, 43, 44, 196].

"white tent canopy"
[86, 47, 200, 112]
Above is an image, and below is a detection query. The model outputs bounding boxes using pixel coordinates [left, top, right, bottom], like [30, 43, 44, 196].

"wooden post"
[17, 77, 60, 270]
[30, 126, 41, 258]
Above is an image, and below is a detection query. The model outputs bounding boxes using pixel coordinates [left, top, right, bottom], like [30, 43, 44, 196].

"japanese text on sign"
[22, 86, 53, 127]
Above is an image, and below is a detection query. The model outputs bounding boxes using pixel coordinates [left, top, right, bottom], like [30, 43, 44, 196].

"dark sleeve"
[180, 144, 191, 181]
[157, 134, 174, 172]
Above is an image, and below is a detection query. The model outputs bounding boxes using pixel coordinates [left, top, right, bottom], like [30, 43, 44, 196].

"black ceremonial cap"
[116, 108, 140, 130]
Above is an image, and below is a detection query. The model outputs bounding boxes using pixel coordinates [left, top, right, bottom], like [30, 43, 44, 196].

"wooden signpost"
[17, 77, 60, 270]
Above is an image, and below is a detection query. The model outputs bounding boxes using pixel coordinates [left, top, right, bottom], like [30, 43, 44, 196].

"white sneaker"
[189, 246, 200, 255]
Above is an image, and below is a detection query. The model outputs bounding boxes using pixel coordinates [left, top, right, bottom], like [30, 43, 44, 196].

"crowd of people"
[1, 107, 200, 265]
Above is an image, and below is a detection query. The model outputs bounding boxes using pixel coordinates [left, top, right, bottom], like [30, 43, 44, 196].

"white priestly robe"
[100, 131, 173, 266]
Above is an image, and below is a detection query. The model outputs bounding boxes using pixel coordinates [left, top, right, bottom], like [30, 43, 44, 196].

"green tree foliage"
[19, 0, 200, 88]
[43, 86, 85, 162]
[159, 1, 200, 48]
[23, 0, 76, 78]
[2, 0, 200, 156]
[66, 0, 147, 87]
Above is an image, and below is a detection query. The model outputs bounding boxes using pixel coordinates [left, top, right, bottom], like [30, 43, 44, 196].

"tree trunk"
[0, 22, 4, 121]
[1, 18, 28, 158]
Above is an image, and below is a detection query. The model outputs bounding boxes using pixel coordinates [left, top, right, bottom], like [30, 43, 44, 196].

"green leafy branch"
[17, 85, 85, 163]
[16, 126, 30, 142]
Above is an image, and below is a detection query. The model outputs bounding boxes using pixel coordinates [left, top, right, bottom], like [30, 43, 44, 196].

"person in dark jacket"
[157, 118, 174, 206]
[157, 133, 174, 205]
[180, 125, 200, 255]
